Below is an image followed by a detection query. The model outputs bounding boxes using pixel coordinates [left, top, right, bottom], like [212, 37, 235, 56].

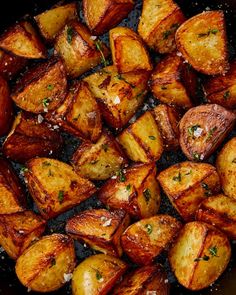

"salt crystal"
[113, 96, 120, 105]
[37, 114, 44, 124]
[63, 273, 73, 282]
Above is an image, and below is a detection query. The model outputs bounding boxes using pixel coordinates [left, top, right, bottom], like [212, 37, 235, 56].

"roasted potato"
[0, 76, 13, 136]
[117, 111, 163, 163]
[0, 21, 46, 59]
[25, 158, 96, 219]
[84, 65, 149, 129]
[98, 163, 161, 219]
[0, 210, 46, 259]
[179, 104, 235, 161]
[169, 221, 231, 290]
[175, 11, 228, 75]
[72, 131, 128, 181]
[138, 0, 185, 54]
[109, 27, 152, 73]
[72, 253, 127, 295]
[11, 58, 67, 114]
[66, 209, 130, 257]
[157, 161, 221, 221]
[216, 137, 236, 199]
[121, 214, 182, 265]
[83, 0, 134, 35]
[16, 234, 76, 292]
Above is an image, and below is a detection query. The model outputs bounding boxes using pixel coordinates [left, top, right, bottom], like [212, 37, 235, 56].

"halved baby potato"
[0, 76, 13, 136]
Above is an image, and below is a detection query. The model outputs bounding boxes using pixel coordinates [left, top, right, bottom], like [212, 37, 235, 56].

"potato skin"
[15, 234, 76, 292]
[0, 76, 13, 136]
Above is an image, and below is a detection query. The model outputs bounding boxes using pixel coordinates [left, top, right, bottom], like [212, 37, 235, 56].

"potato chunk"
[25, 158, 96, 219]
[0, 76, 13, 136]
[169, 221, 231, 290]
[179, 104, 235, 161]
[16, 234, 76, 292]
[121, 214, 182, 265]
[175, 11, 228, 75]
[66, 209, 129, 256]
[72, 254, 127, 295]
[98, 163, 161, 219]
[0, 210, 46, 259]
[157, 162, 221, 221]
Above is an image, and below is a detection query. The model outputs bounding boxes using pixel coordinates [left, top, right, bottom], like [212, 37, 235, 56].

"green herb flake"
[95, 270, 103, 281]
[67, 26, 74, 44]
[58, 190, 64, 204]
[42, 98, 50, 108]
[50, 258, 56, 268]
[198, 29, 219, 38]
[101, 144, 108, 152]
[95, 40, 108, 67]
[201, 182, 212, 196]
[171, 23, 180, 30]
[145, 224, 153, 235]
[223, 90, 231, 100]
[42, 161, 51, 167]
[143, 188, 151, 203]
[115, 73, 135, 88]
[193, 152, 201, 161]
[126, 184, 131, 191]
[149, 135, 156, 140]
[194, 255, 210, 262]
[185, 170, 192, 175]
[117, 169, 126, 182]
[20, 166, 29, 173]
[173, 172, 182, 182]
[206, 127, 217, 141]
[188, 125, 200, 137]
[209, 246, 218, 257]
[47, 84, 54, 91]
[163, 30, 172, 40]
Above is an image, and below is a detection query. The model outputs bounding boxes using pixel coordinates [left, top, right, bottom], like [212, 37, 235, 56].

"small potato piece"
[25, 158, 96, 219]
[83, 0, 134, 35]
[138, 0, 185, 54]
[84, 65, 149, 129]
[117, 111, 163, 163]
[55, 21, 109, 78]
[98, 163, 161, 219]
[16, 234, 76, 292]
[216, 137, 236, 199]
[12, 58, 67, 113]
[150, 53, 197, 108]
[121, 214, 182, 265]
[109, 27, 152, 73]
[175, 11, 228, 75]
[179, 104, 235, 161]
[169, 221, 231, 290]
[0, 210, 46, 259]
[0, 21, 46, 59]
[66, 209, 130, 256]
[72, 254, 127, 295]
[157, 162, 221, 221]
[3, 112, 63, 163]
[35, 3, 78, 42]
[0, 76, 13, 136]
[72, 131, 127, 181]
[196, 194, 236, 239]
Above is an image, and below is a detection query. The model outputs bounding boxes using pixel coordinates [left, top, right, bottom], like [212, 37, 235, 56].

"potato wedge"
[25, 158, 96, 219]
[98, 163, 161, 219]
[179, 104, 235, 161]
[11, 58, 67, 113]
[117, 111, 163, 163]
[109, 27, 152, 73]
[72, 253, 127, 295]
[157, 161, 221, 221]
[121, 214, 182, 265]
[138, 0, 185, 54]
[0, 76, 13, 136]
[84, 65, 149, 129]
[83, 0, 134, 35]
[66, 209, 130, 257]
[0, 210, 46, 260]
[175, 11, 228, 75]
[169, 221, 231, 290]
[16, 234, 76, 292]
[216, 137, 236, 199]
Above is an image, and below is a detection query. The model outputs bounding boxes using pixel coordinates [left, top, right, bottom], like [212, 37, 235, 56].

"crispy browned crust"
[0, 76, 13, 136]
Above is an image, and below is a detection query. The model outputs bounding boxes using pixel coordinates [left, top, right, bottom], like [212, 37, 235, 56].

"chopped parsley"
[42, 98, 50, 108]
[193, 152, 201, 161]
[198, 29, 219, 38]
[188, 125, 200, 137]
[126, 184, 131, 191]
[201, 182, 212, 196]
[20, 166, 28, 173]
[173, 172, 182, 182]
[194, 255, 210, 262]
[58, 190, 64, 204]
[117, 169, 126, 182]
[95, 40, 108, 67]
[206, 127, 217, 141]
[67, 26, 75, 44]
[209, 246, 218, 257]
[163, 30, 171, 40]
[47, 84, 54, 90]
[143, 188, 151, 203]
[145, 224, 153, 235]
[223, 90, 231, 100]
[149, 135, 156, 140]
[115, 73, 135, 88]
[95, 270, 103, 281]
[50, 258, 56, 268]
[101, 144, 108, 152]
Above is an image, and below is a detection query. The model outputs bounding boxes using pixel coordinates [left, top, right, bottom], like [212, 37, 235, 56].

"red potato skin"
[0, 76, 13, 136]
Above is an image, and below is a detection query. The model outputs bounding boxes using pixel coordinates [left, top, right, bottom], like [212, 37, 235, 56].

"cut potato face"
[0, 76, 13, 136]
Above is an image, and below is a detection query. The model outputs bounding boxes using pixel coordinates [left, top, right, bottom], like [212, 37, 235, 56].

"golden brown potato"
[117, 111, 163, 163]
[25, 158, 96, 219]
[169, 221, 231, 290]
[0, 76, 13, 136]
[3, 112, 63, 163]
[16, 234, 76, 292]
[216, 137, 236, 199]
[121, 214, 182, 265]
[196, 194, 236, 240]
[179, 104, 235, 161]
[0, 210, 46, 260]
[35, 3, 78, 42]
[72, 254, 127, 295]
[72, 131, 128, 181]
[84, 65, 149, 129]
[45, 81, 102, 142]
[55, 20, 109, 78]
[98, 163, 161, 219]
[12, 58, 67, 114]
[157, 161, 221, 221]
[175, 11, 228, 75]
[83, 0, 134, 35]
[66, 209, 130, 257]
[109, 27, 152, 73]
[138, 0, 185, 54]
[0, 21, 46, 59]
